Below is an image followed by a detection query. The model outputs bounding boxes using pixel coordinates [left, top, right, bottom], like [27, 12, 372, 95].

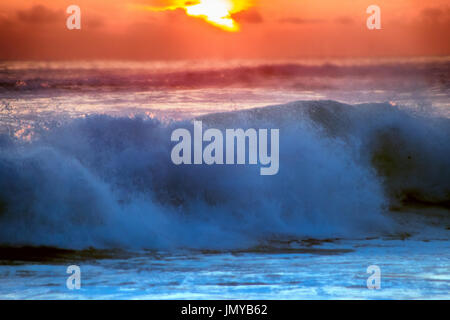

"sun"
[185, 0, 238, 31]
[146, 0, 252, 32]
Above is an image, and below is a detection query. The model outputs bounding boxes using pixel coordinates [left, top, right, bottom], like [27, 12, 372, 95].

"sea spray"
[0, 100, 448, 249]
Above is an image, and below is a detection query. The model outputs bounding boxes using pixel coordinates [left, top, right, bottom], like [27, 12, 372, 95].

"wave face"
[0, 100, 449, 250]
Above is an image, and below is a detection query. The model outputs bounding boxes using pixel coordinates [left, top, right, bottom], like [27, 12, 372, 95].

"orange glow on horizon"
[1, 0, 449, 60]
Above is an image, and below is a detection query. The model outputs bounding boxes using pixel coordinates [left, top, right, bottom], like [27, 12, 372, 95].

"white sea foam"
[0, 100, 448, 249]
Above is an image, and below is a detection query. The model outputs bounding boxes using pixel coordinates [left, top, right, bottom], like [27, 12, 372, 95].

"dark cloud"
[421, 7, 445, 20]
[84, 15, 105, 30]
[231, 9, 263, 24]
[16, 5, 62, 24]
[420, 6, 450, 23]
[163, 8, 190, 22]
[278, 17, 324, 25]
[335, 16, 354, 25]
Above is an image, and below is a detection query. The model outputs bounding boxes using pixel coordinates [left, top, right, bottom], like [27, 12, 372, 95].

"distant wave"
[0, 100, 448, 250]
[0, 60, 448, 92]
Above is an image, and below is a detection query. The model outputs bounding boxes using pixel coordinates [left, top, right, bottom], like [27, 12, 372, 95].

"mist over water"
[1, 58, 449, 122]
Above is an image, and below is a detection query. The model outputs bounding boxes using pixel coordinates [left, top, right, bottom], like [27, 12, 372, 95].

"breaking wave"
[0, 100, 448, 250]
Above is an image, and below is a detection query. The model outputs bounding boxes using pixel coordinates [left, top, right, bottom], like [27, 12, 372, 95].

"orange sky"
[0, 0, 449, 60]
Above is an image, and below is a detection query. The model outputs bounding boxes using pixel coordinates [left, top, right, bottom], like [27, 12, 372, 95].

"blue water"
[0, 239, 449, 299]
[0, 59, 448, 299]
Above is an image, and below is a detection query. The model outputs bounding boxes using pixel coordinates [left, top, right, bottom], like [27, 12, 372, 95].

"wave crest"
[0, 100, 448, 249]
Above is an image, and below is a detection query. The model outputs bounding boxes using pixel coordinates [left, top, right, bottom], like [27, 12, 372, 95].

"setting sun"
[147, 0, 252, 32]
[185, 0, 238, 31]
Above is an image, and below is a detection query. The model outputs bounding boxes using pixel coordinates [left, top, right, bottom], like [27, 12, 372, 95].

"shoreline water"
[0, 238, 448, 299]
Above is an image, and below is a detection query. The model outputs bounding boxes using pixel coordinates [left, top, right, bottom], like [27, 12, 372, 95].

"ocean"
[0, 58, 449, 299]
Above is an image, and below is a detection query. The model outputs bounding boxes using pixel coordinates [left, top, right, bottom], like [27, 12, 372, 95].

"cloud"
[85, 15, 105, 30]
[421, 7, 446, 20]
[278, 17, 324, 25]
[420, 6, 450, 24]
[16, 5, 62, 24]
[335, 16, 354, 25]
[231, 9, 263, 24]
